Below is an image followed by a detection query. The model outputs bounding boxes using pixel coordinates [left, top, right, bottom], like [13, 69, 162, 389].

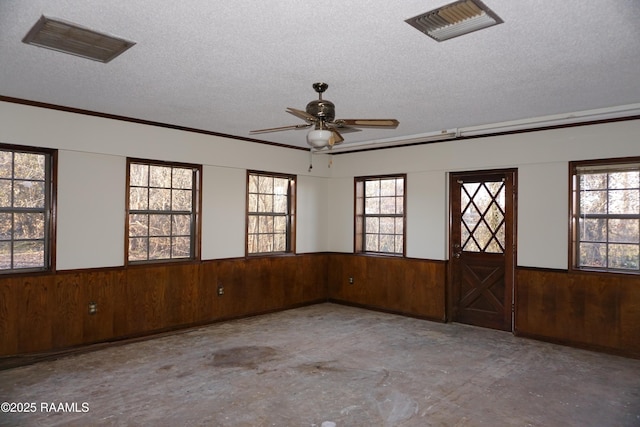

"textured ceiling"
[1, 1, 639, 152]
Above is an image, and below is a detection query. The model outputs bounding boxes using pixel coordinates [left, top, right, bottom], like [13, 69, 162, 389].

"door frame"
[447, 168, 518, 331]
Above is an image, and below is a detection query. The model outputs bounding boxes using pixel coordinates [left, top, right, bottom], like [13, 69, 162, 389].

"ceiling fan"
[250, 82, 399, 150]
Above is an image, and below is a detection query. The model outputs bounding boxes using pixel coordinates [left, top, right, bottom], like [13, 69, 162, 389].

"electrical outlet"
[217, 285, 224, 296]
[88, 301, 97, 315]
[348, 277, 354, 285]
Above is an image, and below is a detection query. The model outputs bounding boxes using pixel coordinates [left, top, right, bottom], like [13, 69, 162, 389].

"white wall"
[0, 101, 333, 268]
[2, 101, 638, 270]
[57, 151, 126, 269]
[329, 120, 640, 268]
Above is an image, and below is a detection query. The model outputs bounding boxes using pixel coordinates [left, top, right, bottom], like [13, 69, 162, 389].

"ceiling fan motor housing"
[306, 99, 335, 122]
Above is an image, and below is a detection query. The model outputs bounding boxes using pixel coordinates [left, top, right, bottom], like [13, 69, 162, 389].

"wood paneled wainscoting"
[0, 254, 328, 358]
[515, 267, 640, 358]
[327, 254, 447, 322]
[2, 255, 639, 363]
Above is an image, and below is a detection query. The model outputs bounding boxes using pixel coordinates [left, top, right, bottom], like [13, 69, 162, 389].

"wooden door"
[449, 169, 517, 331]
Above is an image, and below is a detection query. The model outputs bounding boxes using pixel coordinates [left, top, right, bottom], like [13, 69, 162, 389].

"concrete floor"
[0, 303, 639, 427]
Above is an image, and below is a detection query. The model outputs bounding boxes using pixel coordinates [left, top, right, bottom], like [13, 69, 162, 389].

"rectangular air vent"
[23, 16, 135, 63]
[405, 0, 503, 42]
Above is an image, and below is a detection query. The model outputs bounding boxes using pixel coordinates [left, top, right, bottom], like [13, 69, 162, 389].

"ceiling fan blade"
[335, 119, 399, 128]
[327, 124, 361, 134]
[329, 129, 344, 146]
[286, 107, 317, 123]
[249, 123, 311, 134]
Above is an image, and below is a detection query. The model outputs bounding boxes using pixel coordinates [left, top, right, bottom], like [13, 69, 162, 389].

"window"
[127, 159, 201, 263]
[570, 158, 640, 273]
[246, 171, 295, 255]
[355, 174, 406, 256]
[0, 145, 55, 273]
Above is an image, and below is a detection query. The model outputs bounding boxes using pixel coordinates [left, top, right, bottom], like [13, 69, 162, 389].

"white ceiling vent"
[405, 0, 503, 42]
[22, 16, 135, 63]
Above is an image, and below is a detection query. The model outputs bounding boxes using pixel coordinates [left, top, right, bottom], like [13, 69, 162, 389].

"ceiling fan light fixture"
[405, 0, 503, 42]
[307, 129, 333, 149]
[22, 15, 135, 63]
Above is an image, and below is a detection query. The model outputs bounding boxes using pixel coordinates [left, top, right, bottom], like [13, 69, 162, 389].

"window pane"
[366, 217, 379, 233]
[129, 237, 148, 261]
[380, 197, 396, 214]
[580, 218, 606, 242]
[608, 244, 639, 270]
[258, 234, 273, 253]
[365, 197, 379, 214]
[608, 219, 639, 243]
[609, 171, 639, 189]
[274, 195, 287, 213]
[172, 168, 193, 189]
[259, 215, 274, 233]
[129, 187, 148, 210]
[274, 216, 287, 233]
[581, 173, 607, 190]
[380, 217, 395, 234]
[149, 236, 171, 259]
[149, 188, 171, 210]
[247, 234, 258, 253]
[14, 213, 44, 239]
[0, 151, 12, 179]
[130, 163, 148, 186]
[365, 234, 379, 252]
[149, 214, 171, 236]
[172, 236, 191, 258]
[396, 179, 404, 196]
[0, 213, 11, 240]
[259, 175, 273, 193]
[274, 233, 286, 252]
[248, 193, 258, 212]
[172, 214, 191, 236]
[0, 242, 10, 269]
[14, 153, 44, 180]
[274, 178, 289, 195]
[581, 190, 607, 214]
[248, 215, 258, 234]
[149, 166, 172, 188]
[172, 189, 192, 211]
[395, 235, 403, 252]
[579, 242, 606, 268]
[248, 175, 259, 193]
[129, 214, 149, 237]
[365, 180, 379, 197]
[13, 241, 44, 268]
[380, 179, 396, 196]
[13, 180, 44, 208]
[258, 194, 273, 212]
[379, 234, 394, 252]
[608, 189, 639, 214]
[0, 180, 11, 207]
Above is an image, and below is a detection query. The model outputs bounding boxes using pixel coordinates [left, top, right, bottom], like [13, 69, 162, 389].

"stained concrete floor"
[0, 303, 639, 427]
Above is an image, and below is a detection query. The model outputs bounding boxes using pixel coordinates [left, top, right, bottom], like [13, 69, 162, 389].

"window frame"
[246, 170, 296, 256]
[0, 143, 57, 275]
[569, 156, 640, 275]
[125, 158, 202, 265]
[354, 174, 407, 257]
